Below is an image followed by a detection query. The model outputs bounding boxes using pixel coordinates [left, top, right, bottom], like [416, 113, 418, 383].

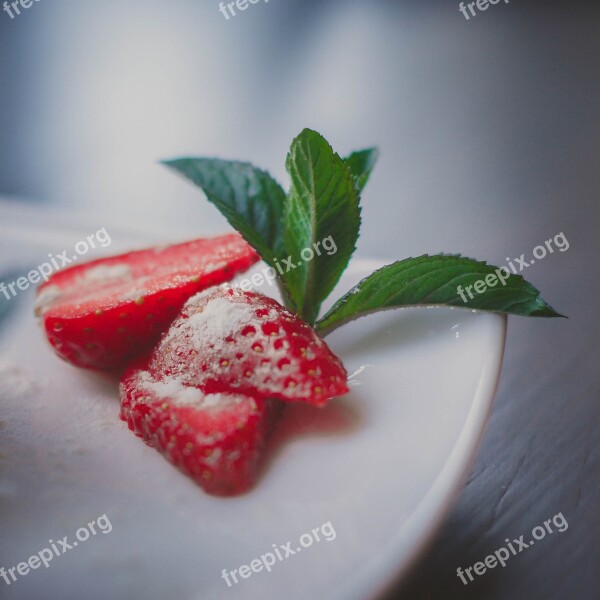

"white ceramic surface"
[0, 246, 506, 600]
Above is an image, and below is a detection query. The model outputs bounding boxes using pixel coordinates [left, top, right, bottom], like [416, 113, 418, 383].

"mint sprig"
[283, 129, 361, 323]
[163, 129, 563, 329]
[345, 148, 379, 193]
[316, 255, 563, 335]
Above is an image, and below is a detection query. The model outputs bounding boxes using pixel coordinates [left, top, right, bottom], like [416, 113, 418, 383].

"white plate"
[0, 236, 506, 600]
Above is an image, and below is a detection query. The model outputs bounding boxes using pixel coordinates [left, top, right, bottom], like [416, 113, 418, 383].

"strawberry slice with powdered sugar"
[35, 234, 258, 371]
[120, 287, 348, 494]
[148, 287, 349, 405]
[120, 369, 279, 496]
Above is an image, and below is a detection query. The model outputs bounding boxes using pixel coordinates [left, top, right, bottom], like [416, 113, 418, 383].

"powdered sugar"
[0, 359, 39, 399]
[150, 288, 346, 404]
[81, 263, 132, 283]
[140, 374, 204, 406]
[34, 265, 134, 316]
[202, 447, 223, 466]
[136, 370, 246, 411]
[165, 293, 259, 350]
[34, 285, 62, 316]
[201, 393, 228, 408]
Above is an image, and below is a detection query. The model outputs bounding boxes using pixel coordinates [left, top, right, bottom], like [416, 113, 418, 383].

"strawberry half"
[120, 368, 279, 496]
[148, 287, 349, 406]
[119, 287, 348, 494]
[35, 234, 258, 370]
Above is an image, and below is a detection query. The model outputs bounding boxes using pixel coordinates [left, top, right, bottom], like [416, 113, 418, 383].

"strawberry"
[35, 234, 258, 371]
[120, 367, 279, 496]
[119, 287, 348, 494]
[148, 287, 349, 406]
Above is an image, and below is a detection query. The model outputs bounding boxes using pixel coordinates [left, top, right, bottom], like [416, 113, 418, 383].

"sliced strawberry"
[35, 234, 258, 371]
[119, 287, 347, 494]
[149, 287, 349, 406]
[120, 366, 278, 496]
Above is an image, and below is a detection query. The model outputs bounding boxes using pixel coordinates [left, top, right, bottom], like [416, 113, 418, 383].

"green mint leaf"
[345, 148, 379, 193]
[161, 158, 286, 265]
[316, 254, 564, 334]
[283, 129, 361, 324]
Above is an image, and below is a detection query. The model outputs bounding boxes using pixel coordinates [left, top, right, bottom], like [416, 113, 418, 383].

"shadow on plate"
[258, 392, 364, 482]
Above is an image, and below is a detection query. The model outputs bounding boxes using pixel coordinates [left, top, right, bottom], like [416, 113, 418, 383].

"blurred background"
[1, 0, 598, 599]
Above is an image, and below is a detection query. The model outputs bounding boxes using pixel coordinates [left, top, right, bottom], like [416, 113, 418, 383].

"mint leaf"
[316, 255, 564, 334]
[283, 129, 361, 324]
[345, 148, 379, 193]
[162, 158, 286, 265]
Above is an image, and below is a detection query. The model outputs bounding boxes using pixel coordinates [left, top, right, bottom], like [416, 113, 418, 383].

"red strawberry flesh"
[120, 368, 278, 496]
[119, 287, 348, 494]
[35, 234, 258, 370]
[149, 287, 349, 406]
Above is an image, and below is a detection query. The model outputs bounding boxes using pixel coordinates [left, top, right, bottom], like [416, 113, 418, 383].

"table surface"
[389, 264, 600, 599]
[0, 1, 599, 599]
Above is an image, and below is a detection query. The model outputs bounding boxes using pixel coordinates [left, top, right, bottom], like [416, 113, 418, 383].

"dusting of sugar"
[164, 294, 259, 349]
[201, 393, 247, 409]
[202, 394, 224, 408]
[154, 289, 338, 401]
[0, 360, 39, 399]
[120, 285, 151, 302]
[81, 263, 132, 283]
[137, 371, 203, 406]
[202, 447, 222, 466]
[34, 285, 62, 316]
[136, 371, 245, 410]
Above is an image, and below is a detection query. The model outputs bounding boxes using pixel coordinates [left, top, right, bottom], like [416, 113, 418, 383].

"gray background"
[1, 1, 598, 598]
